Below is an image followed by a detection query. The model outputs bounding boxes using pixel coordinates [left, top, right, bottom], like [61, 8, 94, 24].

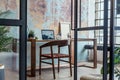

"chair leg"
[58, 58, 60, 72]
[58, 47, 60, 73]
[52, 58, 56, 79]
[69, 56, 72, 76]
[39, 57, 41, 75]
[39, 49, 42, 75]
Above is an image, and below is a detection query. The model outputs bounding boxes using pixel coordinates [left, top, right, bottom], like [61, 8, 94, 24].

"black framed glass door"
[73, 0, 110, 80]
[0, 0, 27, 80]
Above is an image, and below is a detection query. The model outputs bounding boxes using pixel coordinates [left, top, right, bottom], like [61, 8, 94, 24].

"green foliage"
[0, 10, 13, 52]
[114, 47, 120, 78]
[114, 67, 120, 79]
[114, 47, 120, 64]
[100, 47, 120, 79]
[29, 30, 34, 35]
[0, 26, 12, 52]
[28, 30, 35, 38]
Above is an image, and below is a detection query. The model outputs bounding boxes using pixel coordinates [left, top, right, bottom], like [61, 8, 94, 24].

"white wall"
[88, 0, 95, 38]
[88, 0, 95, 27]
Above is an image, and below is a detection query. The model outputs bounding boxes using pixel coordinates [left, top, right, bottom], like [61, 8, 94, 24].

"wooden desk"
[27, 38, 97, 77]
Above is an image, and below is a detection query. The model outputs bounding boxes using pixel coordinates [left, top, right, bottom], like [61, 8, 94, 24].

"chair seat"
[41, 53, 70, 58]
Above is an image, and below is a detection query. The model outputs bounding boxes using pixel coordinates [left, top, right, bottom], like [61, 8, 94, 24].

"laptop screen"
[41, 30, 55, 40]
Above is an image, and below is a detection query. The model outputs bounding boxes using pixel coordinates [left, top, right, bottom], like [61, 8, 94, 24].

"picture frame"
[41, 29, 55, 40]
[60, 22, 71, 39]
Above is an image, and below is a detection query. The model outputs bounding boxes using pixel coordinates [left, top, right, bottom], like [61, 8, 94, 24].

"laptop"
[41, 29, 55, 40]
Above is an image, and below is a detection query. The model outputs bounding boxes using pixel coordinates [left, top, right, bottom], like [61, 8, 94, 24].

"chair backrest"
[40, 40, 69, 48]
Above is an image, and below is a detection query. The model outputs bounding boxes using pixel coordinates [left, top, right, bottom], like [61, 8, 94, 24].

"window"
[95, 0, 120, 45]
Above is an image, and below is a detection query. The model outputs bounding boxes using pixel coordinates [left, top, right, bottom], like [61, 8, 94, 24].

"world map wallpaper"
[0, 0, 88, 39]
[28, 0, 71, 29]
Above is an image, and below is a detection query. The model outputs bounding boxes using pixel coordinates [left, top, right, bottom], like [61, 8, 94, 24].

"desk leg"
[31, 39, 36, 77]
[93, 39, 97, 68]
[27, 39, 36, 77]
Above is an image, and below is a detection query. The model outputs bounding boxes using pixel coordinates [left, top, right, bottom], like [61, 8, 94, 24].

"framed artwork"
[60, 22, 71, 39]
[41, 29, 55, 40]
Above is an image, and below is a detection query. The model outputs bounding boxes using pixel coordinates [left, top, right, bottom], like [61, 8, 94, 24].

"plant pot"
[0, 64, 5, 80]
[28, 34, 34, 39]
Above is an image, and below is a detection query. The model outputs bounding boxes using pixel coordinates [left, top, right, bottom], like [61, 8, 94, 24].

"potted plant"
[101, 47, 120, 79]
[28, 30, 35, 39]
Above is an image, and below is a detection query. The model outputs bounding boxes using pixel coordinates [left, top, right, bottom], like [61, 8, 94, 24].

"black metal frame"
[72, 0, 115, 80]
[0, 0, 27, 80]
[109, 0, 115, 80]
[20, 0, 27, 80]
[103, 0, 109, 80]
[73, 0, 78, 80]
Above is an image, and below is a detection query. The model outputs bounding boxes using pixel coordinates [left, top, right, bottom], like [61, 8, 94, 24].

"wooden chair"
[39, 40, 72, 79]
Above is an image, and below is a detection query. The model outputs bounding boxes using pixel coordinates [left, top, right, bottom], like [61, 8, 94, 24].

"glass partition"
[0, 26, 19, 80]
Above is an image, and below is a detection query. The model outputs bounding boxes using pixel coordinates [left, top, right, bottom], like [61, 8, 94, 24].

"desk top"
[28, 38, 96, 42]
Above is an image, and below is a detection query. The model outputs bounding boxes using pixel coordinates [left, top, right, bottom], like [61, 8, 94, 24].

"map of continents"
[29, 0, 71, 30]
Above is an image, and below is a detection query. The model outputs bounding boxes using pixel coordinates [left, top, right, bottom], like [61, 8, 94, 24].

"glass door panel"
[0, 26, 19, 80]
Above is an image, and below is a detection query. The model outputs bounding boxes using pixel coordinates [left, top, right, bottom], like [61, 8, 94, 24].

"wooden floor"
[5, 63, 102, 80]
